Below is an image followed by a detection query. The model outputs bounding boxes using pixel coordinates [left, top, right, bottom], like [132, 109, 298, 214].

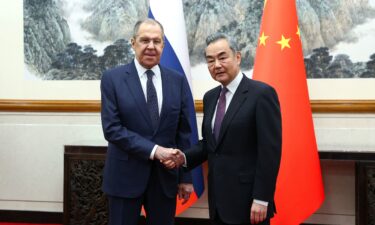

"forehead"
[205, 39, 231, 57]
[136, 23, 163, 39]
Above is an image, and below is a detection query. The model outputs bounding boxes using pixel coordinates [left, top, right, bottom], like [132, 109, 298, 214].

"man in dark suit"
[100, 18, 194, 225]
[165, 33, 282, 225]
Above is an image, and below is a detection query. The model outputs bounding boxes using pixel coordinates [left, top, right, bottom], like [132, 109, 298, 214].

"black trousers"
[107, 164, 176, 225]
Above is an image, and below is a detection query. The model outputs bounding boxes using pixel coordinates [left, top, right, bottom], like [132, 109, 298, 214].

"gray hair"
[132, 18, 165, 38]
[205, 33, 239, 54]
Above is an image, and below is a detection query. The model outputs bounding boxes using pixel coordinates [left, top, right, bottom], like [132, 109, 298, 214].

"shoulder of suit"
[245, 76, 275, 91]
[243, 78, 279, 101]
[203, 85, 221, 100]
[101, 63, 134, 81]
[103, 64, 129, 76]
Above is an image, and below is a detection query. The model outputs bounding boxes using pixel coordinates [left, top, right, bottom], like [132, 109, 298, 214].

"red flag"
[252, 0, 325, 224]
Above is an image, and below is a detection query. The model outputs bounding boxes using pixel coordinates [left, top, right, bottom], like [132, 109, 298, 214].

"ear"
[236, 51, 242, 65]
[161, 37, 165, 49]
[131, 38, 135, 48]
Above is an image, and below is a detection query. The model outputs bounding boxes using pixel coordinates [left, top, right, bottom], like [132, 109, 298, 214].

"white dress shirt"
[134, 59, 162, 159]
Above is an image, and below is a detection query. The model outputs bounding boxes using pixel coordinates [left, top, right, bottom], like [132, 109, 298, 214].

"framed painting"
[0, 0, 375, 112]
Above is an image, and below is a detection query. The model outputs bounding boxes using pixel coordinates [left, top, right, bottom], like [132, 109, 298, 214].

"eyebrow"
[206, 51, 227, 59]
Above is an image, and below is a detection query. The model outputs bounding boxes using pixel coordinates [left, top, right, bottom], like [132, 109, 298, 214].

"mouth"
[215, 71, 225, 77]
[144, 51, 157, 57]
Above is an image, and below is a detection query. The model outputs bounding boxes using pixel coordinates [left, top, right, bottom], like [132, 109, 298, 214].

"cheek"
[156, 47, 164, 55]
[208, 67, 215, 76]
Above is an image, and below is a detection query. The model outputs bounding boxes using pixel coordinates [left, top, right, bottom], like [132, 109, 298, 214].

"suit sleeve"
[100, 71, 155, 161]
[253, 86, 282, 202]
[184, 140, 207, 170]
[177, 75, 194, 183]
[184, 92, 209, 171]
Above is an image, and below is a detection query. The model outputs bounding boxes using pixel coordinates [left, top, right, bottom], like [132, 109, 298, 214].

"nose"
[214, 58, 222, 68]
[146, 40, 155, 49]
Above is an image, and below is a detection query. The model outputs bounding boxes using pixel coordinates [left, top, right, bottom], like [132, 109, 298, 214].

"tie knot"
[221, 86, 228, 95]
[146, 70, 155, 80]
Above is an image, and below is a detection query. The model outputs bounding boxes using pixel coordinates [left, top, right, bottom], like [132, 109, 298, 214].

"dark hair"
[205, 32, 238, 54]
[133, 18, 165, 38]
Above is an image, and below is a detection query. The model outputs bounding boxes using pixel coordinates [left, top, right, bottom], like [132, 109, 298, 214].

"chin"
[142, 61, 158, 68]
[215, 76, 226, 81]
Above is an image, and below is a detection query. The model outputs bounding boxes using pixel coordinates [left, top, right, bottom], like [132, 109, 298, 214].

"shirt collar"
[134, 58, 160, 78]
[223, 71, 243, 94]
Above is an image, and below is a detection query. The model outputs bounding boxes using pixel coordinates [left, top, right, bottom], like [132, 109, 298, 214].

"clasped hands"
[154, 146, 185, 169]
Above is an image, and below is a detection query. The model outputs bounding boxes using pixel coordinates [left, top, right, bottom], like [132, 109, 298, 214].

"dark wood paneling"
[356, 162, 375, 225]
[64, 146, 108, 225]
[320, 152, 375, 161]
[0, 210, 63, 223]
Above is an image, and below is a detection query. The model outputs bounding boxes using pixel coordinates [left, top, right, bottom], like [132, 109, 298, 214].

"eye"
[206, 59, 214, 65]
[219, 56, 228, 61]
[153, 39, 162, 45]
[140, 39, 150, 44]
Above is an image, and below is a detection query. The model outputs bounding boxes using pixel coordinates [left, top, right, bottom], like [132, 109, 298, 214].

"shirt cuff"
[253, 199, 268, 206]
[182, 153, 187, 167]
[150, 145, 158, 160]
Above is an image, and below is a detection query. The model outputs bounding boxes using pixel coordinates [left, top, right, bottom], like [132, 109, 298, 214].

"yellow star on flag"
[259, 32, 269, 46]
[296, 26, 300, 38]
[264, 0, 268, 9]
[276, 35, 291, 50]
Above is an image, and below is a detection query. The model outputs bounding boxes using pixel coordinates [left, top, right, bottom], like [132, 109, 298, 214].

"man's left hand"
[178, 183, 194, 205]
[250, 201, 267, 224]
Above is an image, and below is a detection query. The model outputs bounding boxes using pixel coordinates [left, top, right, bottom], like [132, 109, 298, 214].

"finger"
[165, 160, 175, 166]
[254, 211, 260, 224]
[250, 210, 255, 224]
[165, 162, 176, 169]
[181, 198, 188, 204]
[163, 160, 176, 169]
[181, 194, 190, 205]
[261, 210, 267, 221]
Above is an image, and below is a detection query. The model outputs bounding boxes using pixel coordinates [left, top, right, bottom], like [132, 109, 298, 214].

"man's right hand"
[160, 149, 186, 169]
[154, 146, 178, 162]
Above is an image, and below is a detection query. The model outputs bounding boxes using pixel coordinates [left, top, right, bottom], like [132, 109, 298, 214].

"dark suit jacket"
[185, 75, 281, 224]
[101, 60, 192, 199]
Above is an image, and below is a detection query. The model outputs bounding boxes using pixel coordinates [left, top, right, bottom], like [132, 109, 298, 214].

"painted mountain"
[24, 0, 375, 80]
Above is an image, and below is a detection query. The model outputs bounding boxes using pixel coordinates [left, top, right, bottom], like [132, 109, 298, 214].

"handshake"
[154, 146, 186, 169]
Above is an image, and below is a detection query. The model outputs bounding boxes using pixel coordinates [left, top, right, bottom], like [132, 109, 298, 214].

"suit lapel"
[123, 61, 154, 130]
[158, 66, 170, 130]
[216, 76, 249, 145]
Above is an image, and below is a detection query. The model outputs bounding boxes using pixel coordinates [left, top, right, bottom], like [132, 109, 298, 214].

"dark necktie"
[213, 87, 228, 141]
[146, 70, 159, 130]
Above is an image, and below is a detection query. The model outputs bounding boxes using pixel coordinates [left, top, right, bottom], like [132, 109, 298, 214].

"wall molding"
[0, 99, 375, 113]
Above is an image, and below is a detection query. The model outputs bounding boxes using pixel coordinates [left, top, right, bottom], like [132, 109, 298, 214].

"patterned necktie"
[213, 87, 228, 141]
[146, 70, 159, 130]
